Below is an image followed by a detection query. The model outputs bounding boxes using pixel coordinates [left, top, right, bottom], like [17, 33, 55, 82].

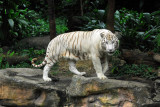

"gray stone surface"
[66, 75, 150, 97]
[66, 75, 153, 106]
[0, 68, 160, 107]
[0, 68, 70, 107]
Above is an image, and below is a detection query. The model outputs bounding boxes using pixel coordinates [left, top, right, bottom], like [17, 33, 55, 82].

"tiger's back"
[46, 31, 94, 61]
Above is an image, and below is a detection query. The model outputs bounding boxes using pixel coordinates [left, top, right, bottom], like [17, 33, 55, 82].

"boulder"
[66, 75, 153, 107]
[0, 68, 69, 107]
[0, 68, 160, 107]
[16, 36, 50, 49]
[153, 54, 160, 63]
[153, 79, 160, 102]
[122, 49, 159, 67]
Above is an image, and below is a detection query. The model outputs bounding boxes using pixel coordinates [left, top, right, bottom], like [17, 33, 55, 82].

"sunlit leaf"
[19, 19, 28, 26]
[143, 13, 151, 22]
[8, 19, 14, 28]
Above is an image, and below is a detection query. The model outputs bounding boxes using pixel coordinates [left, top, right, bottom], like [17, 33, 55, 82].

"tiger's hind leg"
[43, 62, 54, 82]
[68, 60, 86, 76]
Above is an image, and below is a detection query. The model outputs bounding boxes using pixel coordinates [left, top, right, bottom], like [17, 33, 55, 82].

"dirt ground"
[50, 59, 96, 78]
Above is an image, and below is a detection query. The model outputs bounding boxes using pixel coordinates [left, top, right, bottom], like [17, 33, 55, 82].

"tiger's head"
[100, 31, 119, 55]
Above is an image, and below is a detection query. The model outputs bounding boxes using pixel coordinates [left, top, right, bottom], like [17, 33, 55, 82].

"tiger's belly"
[60, 50, 90, 61]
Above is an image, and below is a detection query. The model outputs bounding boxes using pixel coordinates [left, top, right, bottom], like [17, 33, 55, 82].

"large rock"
[16, 36, 50, 49]
[0, 68, 160, 107]
[0, 68, 70, 107]
[66, 76, 153, 107]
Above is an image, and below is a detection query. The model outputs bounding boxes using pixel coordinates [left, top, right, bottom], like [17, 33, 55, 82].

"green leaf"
[143, 13, 151, 22]
[19, 19, 28, 26]
[19, 8, 28, 14]
[13, 32, 18, 36]
[157, 34, 160, 46]
[5, 9, 7, 14]
[111, 66, 117, 73]
[14, 12, 19, 17]
[8, 19, 14, 28]
[9, 51, 14, 57]
[0, 1, 3, 4]
[9, 9, 14, 14]
[7, 50, 11, 55]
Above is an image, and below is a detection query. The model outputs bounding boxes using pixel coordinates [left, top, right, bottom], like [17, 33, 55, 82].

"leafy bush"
[80, 9, 106, 30]
[56, 17, 68, 34]
[115, 8, 160, 51]
[111, 64, 157, 79]
[80, 8, 160, 52]
[154, 34, 160, 53]
[0, 48, 46, 69]
[0, 0, 50, 45]
[0, 0, 69, 46]
[0, 48, 15, 68]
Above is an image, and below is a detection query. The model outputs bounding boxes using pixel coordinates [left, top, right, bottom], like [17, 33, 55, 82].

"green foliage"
[111, 64, 157, 79]
[154, 34, 160, 53]
[81, 8, 160, 52]
[10, 62, 32, 68]
[0, 0, 48, 44]
[0, 48, 46, 68]
[0, 48, 4, 67]
[115, 8, 160, 51]
[0, 0, 67, 45]
[0, 48, 15, 68]
[56, 17, 68, 34]
[25, 17, 49, 38]
[7, 50, 15, 57]
[0, 0, 69, 45]
[156, 34, 160, 46]
[80, 9, 106, 30]
[113, 50, 121, 57]
[18, 48, 46, 59]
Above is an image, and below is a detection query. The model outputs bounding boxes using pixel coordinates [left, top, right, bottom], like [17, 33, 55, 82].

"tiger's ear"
[115, 40, 120, 49]
[100, 32, 105, 38]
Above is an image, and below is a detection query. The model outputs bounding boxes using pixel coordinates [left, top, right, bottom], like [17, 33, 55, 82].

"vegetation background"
[0, 0, 160, 80]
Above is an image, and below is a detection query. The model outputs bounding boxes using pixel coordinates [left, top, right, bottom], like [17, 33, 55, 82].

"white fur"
[32, 29, 119, 81]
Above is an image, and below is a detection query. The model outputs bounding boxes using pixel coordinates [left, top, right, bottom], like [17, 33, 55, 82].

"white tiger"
[31, 29, 119, 81]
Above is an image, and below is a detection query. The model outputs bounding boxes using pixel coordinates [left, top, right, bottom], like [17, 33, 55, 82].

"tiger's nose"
[108, 49, 113, 52]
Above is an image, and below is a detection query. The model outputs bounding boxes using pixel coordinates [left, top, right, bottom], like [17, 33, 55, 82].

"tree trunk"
[106, 0, 115, 32]
[80, 0, 83, 16]
[1, 0, 9, 45]
[47, 0, 56, 40]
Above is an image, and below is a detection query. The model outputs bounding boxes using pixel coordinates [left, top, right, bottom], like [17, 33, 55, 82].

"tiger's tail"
[31, 58, 47, 67]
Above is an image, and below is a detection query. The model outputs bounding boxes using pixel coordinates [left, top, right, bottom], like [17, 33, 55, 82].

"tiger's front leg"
[68, 60, 86, 76]
[101, 57, 109, 74]
[92, 55, 107, 79]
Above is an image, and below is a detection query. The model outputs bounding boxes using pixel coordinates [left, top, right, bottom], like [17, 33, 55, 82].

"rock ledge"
[0, 68, 160, 107]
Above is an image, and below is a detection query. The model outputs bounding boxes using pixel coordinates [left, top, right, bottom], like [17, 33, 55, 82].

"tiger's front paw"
[43, 77, 52, 82]
[97, 73, 108, 80]
[80, 72, 86, 76]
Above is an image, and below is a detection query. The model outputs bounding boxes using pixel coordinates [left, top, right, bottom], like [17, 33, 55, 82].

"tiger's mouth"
[108, 52, 114, 55]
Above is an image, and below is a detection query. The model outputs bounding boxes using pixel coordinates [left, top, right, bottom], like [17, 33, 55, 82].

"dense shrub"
[115, 8, 160, 51]
[0, 0, 68, 46]
[111, 64, 157, 79]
